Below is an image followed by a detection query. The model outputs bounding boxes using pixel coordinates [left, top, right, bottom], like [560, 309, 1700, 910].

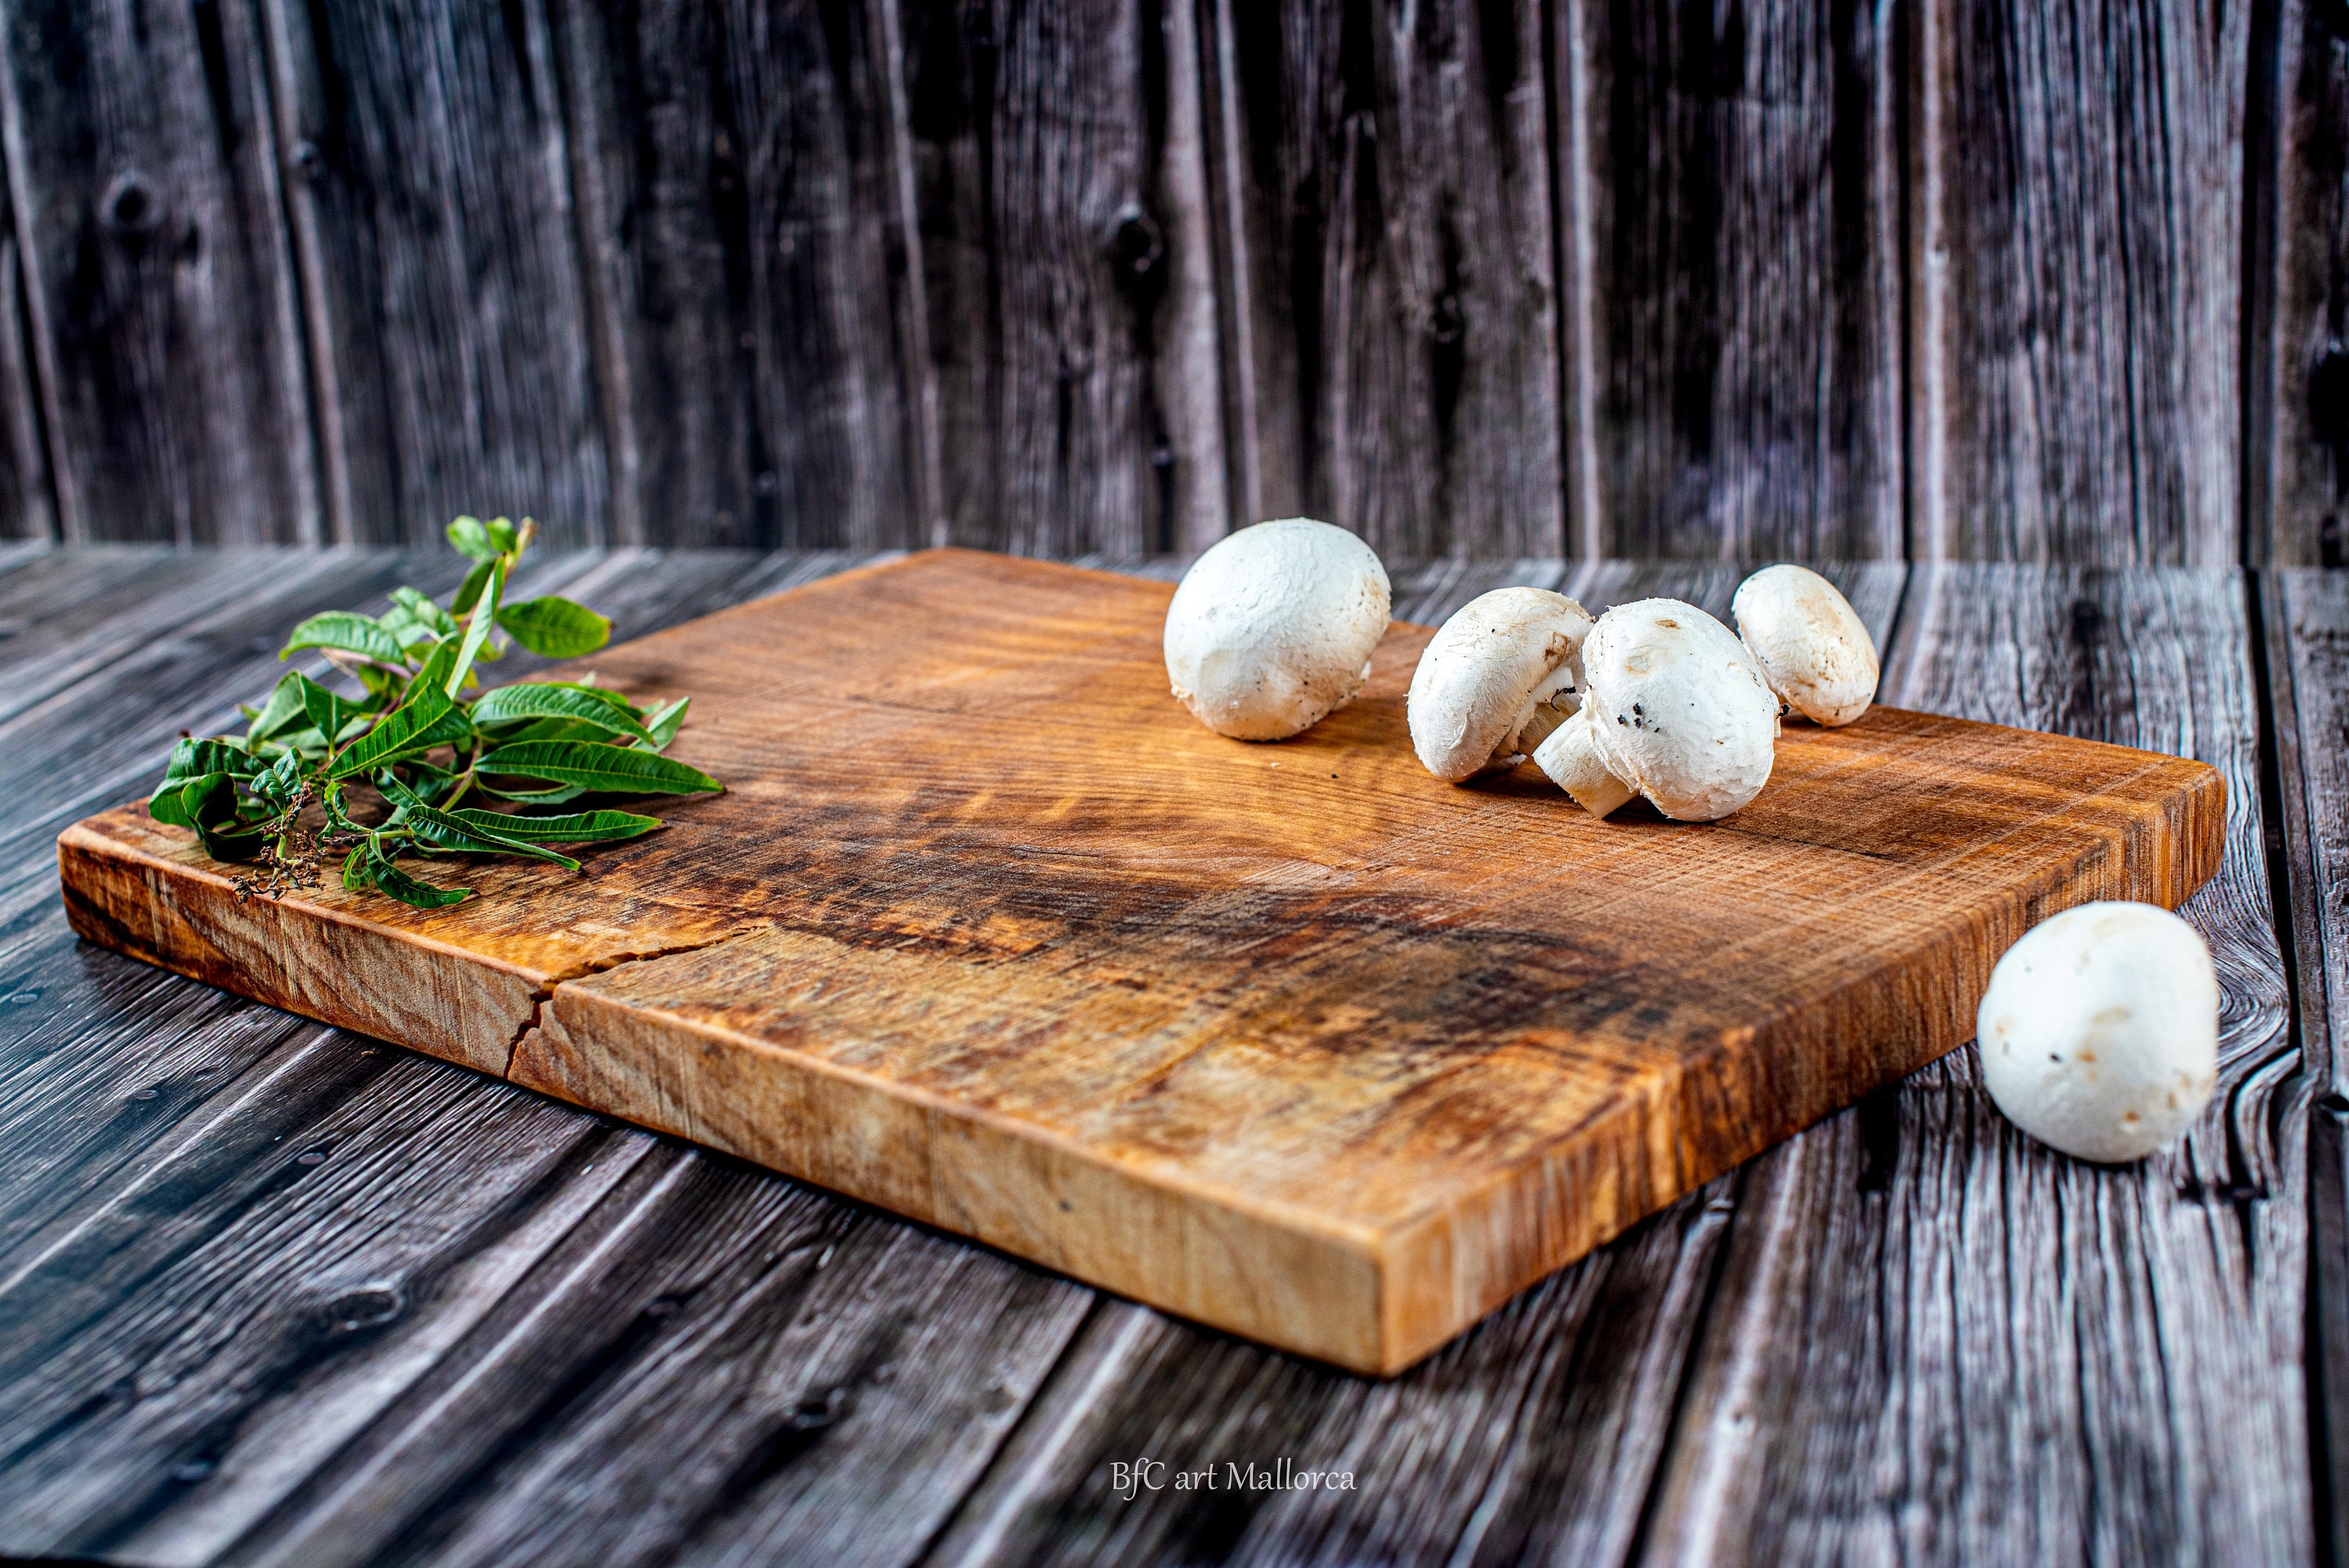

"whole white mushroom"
[1529, 598, 1781, 821]
[1406, 587, 1595, 782]
[1976, 901, 2219, 1163]
[1731, 564, 1879, 726]
[1163, 518, 1391, 741]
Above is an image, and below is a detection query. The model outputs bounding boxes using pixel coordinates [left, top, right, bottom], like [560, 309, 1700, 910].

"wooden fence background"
[0, 0, 2340, 564]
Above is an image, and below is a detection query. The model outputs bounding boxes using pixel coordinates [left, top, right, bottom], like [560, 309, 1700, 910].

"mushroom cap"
[1406, 587, 1596, 782]
[1581, 598, 1780, 821]
[1976, 901, 2218, 1163]
[1731, 564, 1879, 726]
[1163, 518, 1391, 741]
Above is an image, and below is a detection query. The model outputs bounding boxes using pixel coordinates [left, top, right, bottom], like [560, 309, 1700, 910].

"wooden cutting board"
[58, 550, 2224, 1374]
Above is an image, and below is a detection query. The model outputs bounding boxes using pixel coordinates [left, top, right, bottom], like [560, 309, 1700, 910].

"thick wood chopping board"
[57, 550, 2225, 1373]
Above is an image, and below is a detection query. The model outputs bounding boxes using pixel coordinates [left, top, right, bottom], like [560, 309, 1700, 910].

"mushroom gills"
[1506, 660, 1582, 762]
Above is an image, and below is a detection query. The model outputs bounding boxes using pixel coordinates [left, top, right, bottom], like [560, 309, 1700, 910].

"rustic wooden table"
[0, 543, 2340, 1567]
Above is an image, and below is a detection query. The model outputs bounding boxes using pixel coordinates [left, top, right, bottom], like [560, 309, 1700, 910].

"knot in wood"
[1107, 204, 1164, 278]
[98, 172, 163, 236]
[320, 1285, 404, 1333]
[1430, 293, 1465, 344]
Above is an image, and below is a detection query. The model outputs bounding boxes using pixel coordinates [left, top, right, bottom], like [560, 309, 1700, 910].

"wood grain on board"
[1908, 0, 2247, 565]
[1554, 0, 1903, 561]
[60, 550, 2224, 1373]
[0, 0, 317, 545]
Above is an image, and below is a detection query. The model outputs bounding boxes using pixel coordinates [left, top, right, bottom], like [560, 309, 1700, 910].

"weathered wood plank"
[0, 1022, 659, 1563]
[2249, 2, 2349, 567]
[258, 0, 607, 548]
[219, 1149, 1091, 1568]
[551, 0, 927, 551]
[904, 0, 1226, 558]
[1909, 2, 2247, 564]
[0, 142, 55, 541]
[920, 560, 1907, 1566]
[0, 548, 334, 724]
[2266, 568, 2349, 1563]
[1207, 0, 1561, 557]
[1554, 0, 1903, 560]
[0, 0, 318, 545]
[0, 536, 45, 576]
[1642, 565, 2304, 1563]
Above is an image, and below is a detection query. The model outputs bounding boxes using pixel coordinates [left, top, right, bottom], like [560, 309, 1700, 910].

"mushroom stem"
[1510, 664, 1581, 757]
[1532, 708, 1635, 819]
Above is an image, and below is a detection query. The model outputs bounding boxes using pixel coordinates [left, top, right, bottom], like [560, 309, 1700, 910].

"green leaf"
[328, 683, 456, 779]
[409, 636, 460, 699]
[164, 737, 264, 784]
[446, 807, 662, 844]
[644, 697, 688, 750]
[445, 559, 506, 696]
[451, 559, 494, 616]
[496, 597, 610, 658]
[295, 672, 368, 748]
[381, 759, 461, 805]
[249, 748, 308, 808]
[323, 782, 369, 838]
[281, 611, 403, 666]
[148, 773, 223, 827]
[470, 683, 655, 744]
[446, 515, 498, 560]
[369, 849, 472, 909]
[533, 680, 644, 719]
[342, 843, 374, 892]
[475, 739, 722, 796]
[379, 774, 579, 867]
[247, 672, 309, 743]
[484, 718, 609, 746]
[390, 586, 460, 639]
[477, 779, 586, 806]
[181, 773, 267, 860]
[485, 516, 519, 553]
[376, 603, 439, 650]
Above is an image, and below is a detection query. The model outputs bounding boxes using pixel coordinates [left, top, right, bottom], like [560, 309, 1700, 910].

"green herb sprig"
[148, 516, 720, 910]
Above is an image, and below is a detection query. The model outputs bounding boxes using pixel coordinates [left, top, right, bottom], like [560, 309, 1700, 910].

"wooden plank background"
[0, 0, 2338, 563]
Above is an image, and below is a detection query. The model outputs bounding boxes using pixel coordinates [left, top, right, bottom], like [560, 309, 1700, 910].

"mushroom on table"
[1976, 901, 2219, 1162]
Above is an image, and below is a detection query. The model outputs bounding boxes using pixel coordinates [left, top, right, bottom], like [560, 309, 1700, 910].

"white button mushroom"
[1528, 598, 1780, 821]
[1976, 900, 2219, 1163]
[1162, 518, 1392, 741]
[1406, 587, 1597, 782]
[1730, 564, 1879, 726]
